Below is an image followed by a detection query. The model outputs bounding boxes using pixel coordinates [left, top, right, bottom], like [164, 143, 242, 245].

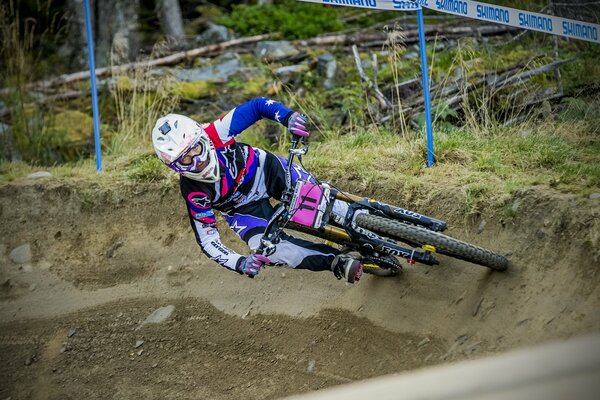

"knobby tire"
[355, 214, 508, 271]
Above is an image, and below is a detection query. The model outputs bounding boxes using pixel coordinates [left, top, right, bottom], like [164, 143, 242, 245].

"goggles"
[169, 136, 210, 174]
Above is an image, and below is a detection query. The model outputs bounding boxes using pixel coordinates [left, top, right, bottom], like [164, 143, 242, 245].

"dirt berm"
[1, 177, 599, 399]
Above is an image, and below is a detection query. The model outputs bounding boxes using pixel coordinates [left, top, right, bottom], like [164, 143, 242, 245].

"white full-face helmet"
[152, 114, 220, 182]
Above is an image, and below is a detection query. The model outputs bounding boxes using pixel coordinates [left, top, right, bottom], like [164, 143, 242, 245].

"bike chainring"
[359, 254, 403, 275]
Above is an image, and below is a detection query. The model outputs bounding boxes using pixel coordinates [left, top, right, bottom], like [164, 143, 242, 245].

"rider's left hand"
[237, 253, 270, 278]
[287, 112, 309, 138]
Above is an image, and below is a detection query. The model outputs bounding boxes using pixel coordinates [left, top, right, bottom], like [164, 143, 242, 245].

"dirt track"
[1, 179, 599, 399]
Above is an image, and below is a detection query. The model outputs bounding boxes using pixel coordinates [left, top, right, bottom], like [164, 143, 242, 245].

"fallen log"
[0, 34, 271, 94]
[297, 23, 520, 48]
[391, 56, 575, 110]
[491, 57, 577, 89]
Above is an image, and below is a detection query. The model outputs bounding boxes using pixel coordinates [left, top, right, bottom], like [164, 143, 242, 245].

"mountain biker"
[152, 97, 363, 283]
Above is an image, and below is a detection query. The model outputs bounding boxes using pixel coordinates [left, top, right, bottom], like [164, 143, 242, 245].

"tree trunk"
[97, 0, 140, 67]
[64, 0, 88, 70]
[156, 0, 186, 49]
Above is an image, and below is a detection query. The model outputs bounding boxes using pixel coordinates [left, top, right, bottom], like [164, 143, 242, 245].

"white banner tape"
[297, 0, 421, 11]
[418, 0, 599, 43]
[297, 0, 600, 43]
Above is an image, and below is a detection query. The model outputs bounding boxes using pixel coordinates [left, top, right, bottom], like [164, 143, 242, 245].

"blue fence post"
[416, 8, 435, 168]
[83, 0, 102, 172]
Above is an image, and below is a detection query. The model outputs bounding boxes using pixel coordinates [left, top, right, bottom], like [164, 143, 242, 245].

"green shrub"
[126, 154, 170, 183]
[217, 0, 345, 39]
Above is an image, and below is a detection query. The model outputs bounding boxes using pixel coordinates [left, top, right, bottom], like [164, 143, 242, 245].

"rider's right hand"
[236, 253, 270, 278]
[287, 112, 309, 138]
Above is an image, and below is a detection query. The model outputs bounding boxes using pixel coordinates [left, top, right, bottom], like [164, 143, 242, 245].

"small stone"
[477, 220, 486, 234]
[255, 41, 300, 61]
[29, 283, 37, 292]
[242, 310, 250, 319]
[152, 363, 158, 368]
[67, 328, 77, 338]
[137, 349, 144, 356]
[27, 171, 52, 179]
[307, 360, 316, 373]
[135, 340, 144, 348]
[141, 305, 175, 325]
[417, 337, 431, 347]
[511, 199, 521, 214]
[25, 357, 33, 366]
[9, 244, 32, 264]
[589, 193, 600, 200]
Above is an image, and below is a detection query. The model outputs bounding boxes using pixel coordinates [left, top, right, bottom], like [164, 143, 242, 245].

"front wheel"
[355, 214, 508, 271]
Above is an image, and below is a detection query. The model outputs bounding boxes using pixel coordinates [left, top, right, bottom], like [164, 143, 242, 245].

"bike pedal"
[422, 244, 436, 253]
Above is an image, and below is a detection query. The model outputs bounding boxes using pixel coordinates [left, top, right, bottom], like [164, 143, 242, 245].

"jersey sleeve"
[183, 187, 243, 271]
[204, 97, 293, 147]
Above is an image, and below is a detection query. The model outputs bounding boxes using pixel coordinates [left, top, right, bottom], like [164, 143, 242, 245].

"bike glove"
[286, 112, 309, 137]
[236, 253, 270, 278]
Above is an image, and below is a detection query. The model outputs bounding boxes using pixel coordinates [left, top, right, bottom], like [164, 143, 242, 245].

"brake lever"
[290, 143, 308, 156]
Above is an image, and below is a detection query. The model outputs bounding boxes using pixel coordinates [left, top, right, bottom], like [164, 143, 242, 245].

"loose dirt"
[1, 178, 599, 399]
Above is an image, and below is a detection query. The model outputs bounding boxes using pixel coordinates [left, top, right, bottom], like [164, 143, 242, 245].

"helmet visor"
[169, 137, 211, 174]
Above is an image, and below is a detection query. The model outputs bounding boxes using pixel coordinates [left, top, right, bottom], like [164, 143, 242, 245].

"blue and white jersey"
[180, 97, 294, 271]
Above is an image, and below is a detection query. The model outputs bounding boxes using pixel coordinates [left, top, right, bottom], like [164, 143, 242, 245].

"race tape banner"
[297, 0, 422, 12]
[418, 0, 599, 44]
[297, 0, 600, 44]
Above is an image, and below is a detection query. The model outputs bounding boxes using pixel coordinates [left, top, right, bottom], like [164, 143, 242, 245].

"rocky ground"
[1, 176, 599, 399]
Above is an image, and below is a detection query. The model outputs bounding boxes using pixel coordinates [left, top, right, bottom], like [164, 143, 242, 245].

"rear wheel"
[355, 214, 508, 271]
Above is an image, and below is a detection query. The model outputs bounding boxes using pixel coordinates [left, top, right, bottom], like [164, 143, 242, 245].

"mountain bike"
[256, 136, 509, 276]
